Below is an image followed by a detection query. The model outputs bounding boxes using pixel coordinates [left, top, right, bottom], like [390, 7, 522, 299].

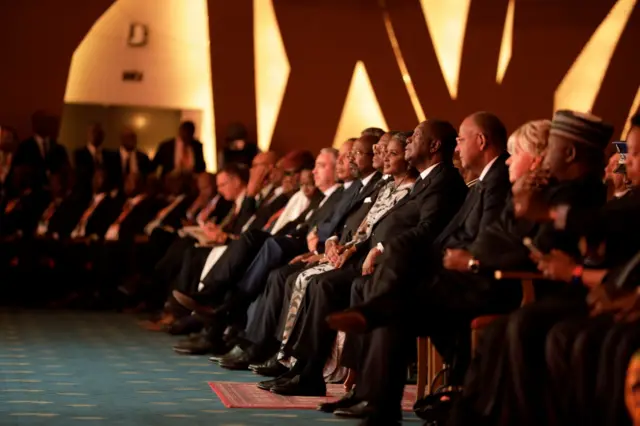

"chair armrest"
[494, 270, 541, 306]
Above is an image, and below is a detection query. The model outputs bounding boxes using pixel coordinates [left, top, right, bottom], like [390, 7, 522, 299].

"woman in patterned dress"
[275, 132, 418, 368]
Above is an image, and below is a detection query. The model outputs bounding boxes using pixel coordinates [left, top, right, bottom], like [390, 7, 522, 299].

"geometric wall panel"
[333, 61, 389, 148]
[253, 0, 290, 152]
[419, 0, 472, 99]
[496, 0, 515, 84]
[554, 0, 637, 114]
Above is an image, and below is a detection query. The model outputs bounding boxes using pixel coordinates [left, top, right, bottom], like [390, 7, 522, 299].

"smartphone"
[613, 141, 627, 174]
[522, 237, 543, 259]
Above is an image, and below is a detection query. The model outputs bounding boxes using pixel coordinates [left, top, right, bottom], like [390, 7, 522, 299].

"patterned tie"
[114, 199, 134, 225]
[72, 196, 103, 237]
[41, 200, 58, 221]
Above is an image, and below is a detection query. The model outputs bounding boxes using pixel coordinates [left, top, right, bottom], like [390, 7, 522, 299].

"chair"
[471, 270, 538, 351]
[415, 270, 540, 401]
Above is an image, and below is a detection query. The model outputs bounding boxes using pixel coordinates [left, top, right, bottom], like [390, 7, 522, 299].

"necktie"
[114, 199, 134, 225]
[124, 155, 131, 176]
[410, 176, 423, 195]
[73, 196, 102, 237]
[41, 200, 58, 221]
[197, 198, 218, 223]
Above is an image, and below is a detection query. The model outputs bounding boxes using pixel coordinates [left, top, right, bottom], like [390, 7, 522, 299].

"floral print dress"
[276, 180, 413, 366]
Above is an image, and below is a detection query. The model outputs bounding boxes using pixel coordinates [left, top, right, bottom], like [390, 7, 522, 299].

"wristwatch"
[468, 258, 480, 274]
[571, 265, 584, 286]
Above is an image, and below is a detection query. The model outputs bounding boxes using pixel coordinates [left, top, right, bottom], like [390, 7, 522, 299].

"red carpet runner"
[209, 382, 417, 411]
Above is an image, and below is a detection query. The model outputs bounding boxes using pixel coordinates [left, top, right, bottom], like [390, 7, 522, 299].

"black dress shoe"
[334, 401, 377, 418]
[269, 375, 326, 396]
[256, 375, 292, 391]
[218, 346, 253, 370]
[317, 389, 359, 413]
[164, 315, 203, 335]
[173, 337, 230, 356]
[413, 391, 459, 423]
[251, 356, 289, 377]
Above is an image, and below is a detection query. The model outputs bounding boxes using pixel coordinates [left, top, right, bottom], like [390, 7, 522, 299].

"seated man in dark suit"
[290, 120, 467, 402]
[203, 144, 351, 365]
[0, 165, 48, 240]
[28, 173, 87, 300]
[167, 149, 343, 352]
[89, 173, 163, 305]
[327, 112, 513, 425]
[175, 151, 317, 294]
[13, 111, 69, 190]
[152, 121, 206, 176]
[0, 165, 49, 288]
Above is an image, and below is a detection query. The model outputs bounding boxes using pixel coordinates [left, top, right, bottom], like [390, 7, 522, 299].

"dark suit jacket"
[73, 147, 118, 193]
[370, 164, 467, 262]
[84, 194, 124, 239]
[152, 139, 206, 176]
[0, 190, 48, 236]
[289, 186, 345, 240]
[560, 186, 638, 267]
[46, 193, 90, 238]
[320, 172, 383, 251]
[158, 195, 195, 230]
[274, 190, 324, 237]
[435, 153, 511, 251]
[117, 196, 164, 241]
[112, 149, 153, 181]
[247, 192, 292, 231]
[14, 137, 69, 185]
[224, 195, 258, 236]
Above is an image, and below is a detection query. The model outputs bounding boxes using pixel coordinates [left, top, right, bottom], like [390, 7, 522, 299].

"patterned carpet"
[0, 309, 420, 425]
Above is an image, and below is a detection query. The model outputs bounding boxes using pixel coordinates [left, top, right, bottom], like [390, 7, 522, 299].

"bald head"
[470, 112, 508, 150]
[456, 112, 507, 174]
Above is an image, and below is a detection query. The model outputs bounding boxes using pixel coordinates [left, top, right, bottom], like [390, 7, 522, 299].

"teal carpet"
[0, 309, 419, 425]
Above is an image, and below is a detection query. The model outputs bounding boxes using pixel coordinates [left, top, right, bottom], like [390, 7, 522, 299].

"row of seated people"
[134, 126, 465, 400]
[0, 166, 231, 305]
[0, 140, 322, 307]
[134, 111, 639, 426]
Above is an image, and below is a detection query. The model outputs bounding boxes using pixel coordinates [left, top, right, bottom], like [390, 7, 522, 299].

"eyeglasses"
[283, 170, 298, 177]
[349, 150, 373, 158]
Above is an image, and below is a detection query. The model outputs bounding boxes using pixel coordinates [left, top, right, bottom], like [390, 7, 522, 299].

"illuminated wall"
[333, 61, 388, 147]
[1, 1, 638, 156]
[63, 0, 216, 169]
[554, 0, 637, 115]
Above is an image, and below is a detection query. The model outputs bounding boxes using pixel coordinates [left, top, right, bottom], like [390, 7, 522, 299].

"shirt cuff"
[327, 236, 339, 243]
[552, 205, 570, 230]
[376, 242, 384, 253]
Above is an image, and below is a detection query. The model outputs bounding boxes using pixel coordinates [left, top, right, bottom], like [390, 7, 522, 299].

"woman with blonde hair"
[505, 119, 551, 183]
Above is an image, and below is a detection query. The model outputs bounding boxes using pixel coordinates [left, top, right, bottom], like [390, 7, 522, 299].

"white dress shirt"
[270, 190, 311, 235]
